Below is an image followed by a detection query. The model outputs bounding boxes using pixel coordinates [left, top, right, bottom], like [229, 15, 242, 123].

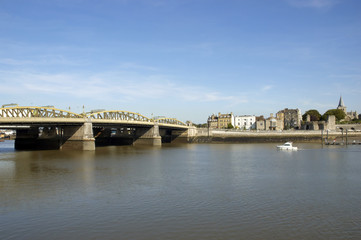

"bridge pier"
[61, 122, 95, 151]
[133, 123, 162, 146]
[15, 123, 96, 151]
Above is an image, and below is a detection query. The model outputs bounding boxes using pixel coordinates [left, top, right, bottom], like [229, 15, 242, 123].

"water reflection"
[1, 142, 361, 239]
[0, 140, 15, 153]
[0, 160, 15, 179]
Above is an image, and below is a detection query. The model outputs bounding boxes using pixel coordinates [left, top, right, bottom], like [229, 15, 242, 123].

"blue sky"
[1, 0, 360, 123]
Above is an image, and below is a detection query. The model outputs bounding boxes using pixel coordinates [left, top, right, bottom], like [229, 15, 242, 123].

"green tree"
[194, 123, 208, 128]
[302, 109, 321, 121]
[227, 123, 234, 129]
[322, 109, 346, 121]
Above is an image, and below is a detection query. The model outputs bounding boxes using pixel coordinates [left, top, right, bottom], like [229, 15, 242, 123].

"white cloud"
[261, 85, 273, 91]
[0, 69, 245, 105]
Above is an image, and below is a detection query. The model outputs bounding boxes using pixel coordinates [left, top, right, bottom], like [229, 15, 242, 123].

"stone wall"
[192, 128, 361, 143]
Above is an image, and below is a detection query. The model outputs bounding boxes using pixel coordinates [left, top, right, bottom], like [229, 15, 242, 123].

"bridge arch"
[155, 118, 187, 126]
[0, 106, 84, 118]
[87, 110, 152, 122]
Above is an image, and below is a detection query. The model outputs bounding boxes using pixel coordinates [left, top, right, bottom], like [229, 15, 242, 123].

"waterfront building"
[256, 121, 265, 130]
[255, 115, 265, 130]
[234, 115, 256, 130]
[218, 112, 234, 129]
[301, 115, 336, 131]
[265, 114, 278, 131]
[337, 96, 359, 121]
[337, 96, 358, 120]
[256, 114, 283, 131]
[277, 108, 302, 129]
[337, 96, 347, 114]
[276, 112, 285, 130]
[207, 114, 219, 128]
[347, 111, 358, 120]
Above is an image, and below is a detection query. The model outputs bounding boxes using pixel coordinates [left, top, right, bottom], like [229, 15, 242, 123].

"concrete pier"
[61, 122, 95, 150]
[133, 123, 162, 146]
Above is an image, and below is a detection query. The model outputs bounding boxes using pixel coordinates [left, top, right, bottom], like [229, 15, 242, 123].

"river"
[1, 140, 361, 239]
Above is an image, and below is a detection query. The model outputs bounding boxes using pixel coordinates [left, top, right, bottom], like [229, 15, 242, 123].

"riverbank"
[191, 128, 361, 144]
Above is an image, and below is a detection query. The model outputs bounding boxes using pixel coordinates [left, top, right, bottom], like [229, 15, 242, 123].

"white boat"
[277, 142, 298, 151]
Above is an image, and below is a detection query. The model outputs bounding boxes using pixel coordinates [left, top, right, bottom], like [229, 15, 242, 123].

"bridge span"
[0, 106, 195, 150]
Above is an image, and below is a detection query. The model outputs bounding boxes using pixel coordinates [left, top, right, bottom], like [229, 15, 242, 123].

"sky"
[1, 0, 360, 123]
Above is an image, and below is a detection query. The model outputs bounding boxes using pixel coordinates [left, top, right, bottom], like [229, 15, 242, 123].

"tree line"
[302, 109, 360, 123]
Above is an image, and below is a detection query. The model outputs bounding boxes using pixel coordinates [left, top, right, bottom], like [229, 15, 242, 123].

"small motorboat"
[277, 142, 298, 151]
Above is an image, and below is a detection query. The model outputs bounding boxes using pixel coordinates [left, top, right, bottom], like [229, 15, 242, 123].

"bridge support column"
[61, 122, 95, 150]
[133, 123, 162, 146]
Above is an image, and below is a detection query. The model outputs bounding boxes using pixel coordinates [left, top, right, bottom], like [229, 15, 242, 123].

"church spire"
[337, 95, 347, 115]
[338, 95, 345, 108]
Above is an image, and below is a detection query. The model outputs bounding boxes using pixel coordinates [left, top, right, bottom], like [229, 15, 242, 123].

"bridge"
[0, 106, 195, 150]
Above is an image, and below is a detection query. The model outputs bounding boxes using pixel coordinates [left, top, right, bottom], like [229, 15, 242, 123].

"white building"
[234, 115, 256, 130]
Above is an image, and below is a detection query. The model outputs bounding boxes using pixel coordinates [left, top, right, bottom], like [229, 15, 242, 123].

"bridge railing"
[0, 106, 84, 118]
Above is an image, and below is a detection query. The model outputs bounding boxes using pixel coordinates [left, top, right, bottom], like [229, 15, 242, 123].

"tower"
[337, 96, 347, 114]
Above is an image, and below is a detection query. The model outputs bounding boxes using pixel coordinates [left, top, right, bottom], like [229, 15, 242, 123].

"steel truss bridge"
[0, 106, 192, 150]
[0, 106, 188, 129]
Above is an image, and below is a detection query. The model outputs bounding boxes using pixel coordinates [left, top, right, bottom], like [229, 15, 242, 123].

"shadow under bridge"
[86, 110, 191, 147]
